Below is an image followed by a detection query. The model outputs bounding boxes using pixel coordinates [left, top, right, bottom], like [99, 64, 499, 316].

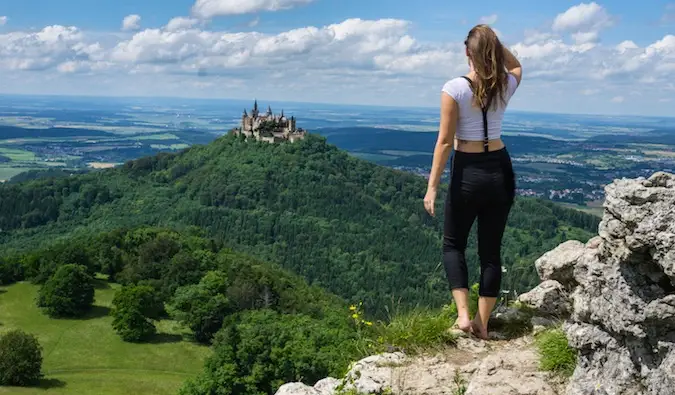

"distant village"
[231, 100, 307, 143]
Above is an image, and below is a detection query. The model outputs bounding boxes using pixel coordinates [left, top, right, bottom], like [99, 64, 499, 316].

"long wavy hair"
[464, 24, 509, 111]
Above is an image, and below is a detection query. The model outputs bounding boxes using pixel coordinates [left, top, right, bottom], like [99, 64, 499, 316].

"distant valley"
[2, 94, 674, 214]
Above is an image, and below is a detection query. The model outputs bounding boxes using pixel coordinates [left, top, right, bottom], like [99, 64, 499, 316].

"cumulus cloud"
[2, 3, 675, 112]
[192, 0, 314, 18]
[122, 14, 142, 32]
[0, 25, 89, 71]
[479, 14, 498, 25]
[553, 2, 612, 32]
[166, 17, 199, 32]
[0, 16, 7, 26]
[248, 17, 260, 28]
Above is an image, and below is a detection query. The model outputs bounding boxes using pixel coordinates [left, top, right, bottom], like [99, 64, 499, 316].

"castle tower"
[253, 99, 259, 118]
[267, 105, 272, 116]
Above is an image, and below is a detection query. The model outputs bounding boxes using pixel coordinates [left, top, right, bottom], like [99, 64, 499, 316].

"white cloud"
[479, 14, 498, 25]
[192, 0, 314, 18]
[616, 40, 638, 54]
[122, 14, 142, 32]
[248, 17, 260, 28]
[661, 3, 675, 24]
[611, 96, 625, 103]
[2, 3, 675, 114]
[572, 31, 598, 45]
[553, 2, 612, 32]
[166, 17, 199, 32]
[0, 16, 7, 26]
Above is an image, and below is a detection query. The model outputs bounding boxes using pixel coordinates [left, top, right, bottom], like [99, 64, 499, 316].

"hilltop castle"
[232, 100, 307, 143]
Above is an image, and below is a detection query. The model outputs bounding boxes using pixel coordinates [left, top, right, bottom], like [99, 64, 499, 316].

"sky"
[0, 0, 674, 116]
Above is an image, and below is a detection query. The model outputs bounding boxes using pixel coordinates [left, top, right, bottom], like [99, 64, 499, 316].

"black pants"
[443, 148, 515, 298]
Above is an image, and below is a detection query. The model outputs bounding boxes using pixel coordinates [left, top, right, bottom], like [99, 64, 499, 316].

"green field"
[0, 147, 36, 161]
[0, 166, 35, 181]
[0, 283, 209, 395]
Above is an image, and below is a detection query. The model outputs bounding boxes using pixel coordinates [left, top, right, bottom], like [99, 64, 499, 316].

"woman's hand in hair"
[424, 187, 437, 217]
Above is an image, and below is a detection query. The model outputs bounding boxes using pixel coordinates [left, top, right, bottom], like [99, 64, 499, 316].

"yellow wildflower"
[349, 305, 357, 311]
[352, 313, 359, 319]
[365, 321, 373, 326]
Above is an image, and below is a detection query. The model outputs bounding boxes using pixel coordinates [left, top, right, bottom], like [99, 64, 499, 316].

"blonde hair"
[464, 24, 508, 110]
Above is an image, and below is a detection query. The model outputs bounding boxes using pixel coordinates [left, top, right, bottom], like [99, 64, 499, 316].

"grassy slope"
[0, 282, 209, 395]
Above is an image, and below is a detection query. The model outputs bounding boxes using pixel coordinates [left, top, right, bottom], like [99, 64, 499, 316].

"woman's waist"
[454, 138, 505, 153]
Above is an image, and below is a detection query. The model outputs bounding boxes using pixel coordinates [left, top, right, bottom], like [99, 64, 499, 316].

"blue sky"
[1, 0, 674, 116]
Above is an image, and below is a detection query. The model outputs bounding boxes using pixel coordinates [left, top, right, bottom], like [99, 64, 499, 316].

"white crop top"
[441, 73, 519, 141]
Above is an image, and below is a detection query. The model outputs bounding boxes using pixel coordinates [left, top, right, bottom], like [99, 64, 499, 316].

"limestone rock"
[535, 240, 586, 284]
[531, 172, 675, 395]
[275, 383, 320, 395]
[313, 378, 340, 395]
[466, 346, 555, 395]
[518, 280, 571, 317]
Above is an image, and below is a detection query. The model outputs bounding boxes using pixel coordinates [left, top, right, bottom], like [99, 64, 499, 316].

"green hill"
[0, 133, 600, 313]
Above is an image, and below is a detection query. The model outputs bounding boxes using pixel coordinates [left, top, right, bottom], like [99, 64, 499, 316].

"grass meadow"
[0, 282, 209, 395]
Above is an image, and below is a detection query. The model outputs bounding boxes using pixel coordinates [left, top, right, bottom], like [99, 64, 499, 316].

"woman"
[423, 24, 522, 340]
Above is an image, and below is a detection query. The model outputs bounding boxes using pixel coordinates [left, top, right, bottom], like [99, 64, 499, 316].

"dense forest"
[0, 133, 600, 314]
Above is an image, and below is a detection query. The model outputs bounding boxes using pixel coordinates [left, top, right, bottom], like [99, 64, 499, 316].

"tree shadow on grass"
[147, 333, 184, 344]
[36, 378, 67, 389]
[92, 279, 111, 290]
[79, 305, 111, 320]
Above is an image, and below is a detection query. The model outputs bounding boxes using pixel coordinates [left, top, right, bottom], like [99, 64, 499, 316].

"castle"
[232, 100, 307, 143]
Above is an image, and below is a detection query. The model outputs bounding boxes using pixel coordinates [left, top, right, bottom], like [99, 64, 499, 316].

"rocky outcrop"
[526, 172, 675, 395]
[275, 337, 559, 395]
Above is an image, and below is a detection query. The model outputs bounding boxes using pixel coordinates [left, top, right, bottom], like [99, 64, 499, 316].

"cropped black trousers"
[443, 148, 515, 298]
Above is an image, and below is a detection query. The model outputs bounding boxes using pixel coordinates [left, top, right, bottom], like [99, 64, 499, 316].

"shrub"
[0, 330, 43, 386]
[37, 264, 95, 318]
[111, 285, 163, 342]
[536, 328, 577, 377]
[0, 256, 25, 285]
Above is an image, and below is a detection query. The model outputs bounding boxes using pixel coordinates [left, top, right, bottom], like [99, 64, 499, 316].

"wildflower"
[352, 313, 359, 319]
[365, 321, 373, 326]
[349, 305, 357, 311]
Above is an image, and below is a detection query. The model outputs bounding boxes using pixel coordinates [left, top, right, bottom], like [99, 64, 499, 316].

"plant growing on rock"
[535, 328, 577, 377]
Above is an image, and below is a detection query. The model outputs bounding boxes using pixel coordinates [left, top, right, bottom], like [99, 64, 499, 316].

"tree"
[180, 310, 356, 395]
[0, 330, 43, 386]
[37, 264, 95, 318]
[167, 271, 231, 343]
[111, 285, 163, 342]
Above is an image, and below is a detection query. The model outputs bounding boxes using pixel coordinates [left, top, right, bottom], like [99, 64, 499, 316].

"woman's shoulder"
[441, 77, 472, 101]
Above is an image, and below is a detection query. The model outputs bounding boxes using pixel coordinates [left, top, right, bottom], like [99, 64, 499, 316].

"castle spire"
[281, 109, 284, 117]
[254, 99, 258, 112]
[267, 105, 272, 114]
[243, 109, 248, 117]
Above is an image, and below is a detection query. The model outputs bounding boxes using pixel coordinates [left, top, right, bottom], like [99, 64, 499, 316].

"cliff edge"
[276, 172, 675, 395]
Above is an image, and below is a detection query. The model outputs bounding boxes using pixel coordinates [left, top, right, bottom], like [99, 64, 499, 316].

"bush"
[111, 285, 163, 342]
[0, 330, 43, 386]
[536, 328, 577, 377]
[0, 256, 25, 285]
[180, 310, 356, 395]
[37, 264, 95, 318]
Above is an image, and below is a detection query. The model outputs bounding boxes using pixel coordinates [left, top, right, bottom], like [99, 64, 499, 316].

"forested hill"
[0, 133, 600, 313]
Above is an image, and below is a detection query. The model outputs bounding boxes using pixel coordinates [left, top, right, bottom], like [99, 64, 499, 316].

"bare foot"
[455, 315, 472, 334]
[471, 319, 489, 340]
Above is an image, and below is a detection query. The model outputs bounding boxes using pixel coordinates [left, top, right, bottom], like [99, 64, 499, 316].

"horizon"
[1, 1, 674, 117]
[2, 92, 674, 121]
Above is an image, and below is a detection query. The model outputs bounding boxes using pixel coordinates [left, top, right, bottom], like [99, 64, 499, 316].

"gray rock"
[530, 173, 675, 395]
[275, 383, 321, 395]
[313, 378, 340, 395]
[518, 280, 571, 317]
[535, 240, 586, 284]
[466, 347, 555, 395]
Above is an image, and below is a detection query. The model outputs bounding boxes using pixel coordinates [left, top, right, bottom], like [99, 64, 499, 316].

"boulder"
[537, 172, 675, 395]
[518, 280, 571, 317]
